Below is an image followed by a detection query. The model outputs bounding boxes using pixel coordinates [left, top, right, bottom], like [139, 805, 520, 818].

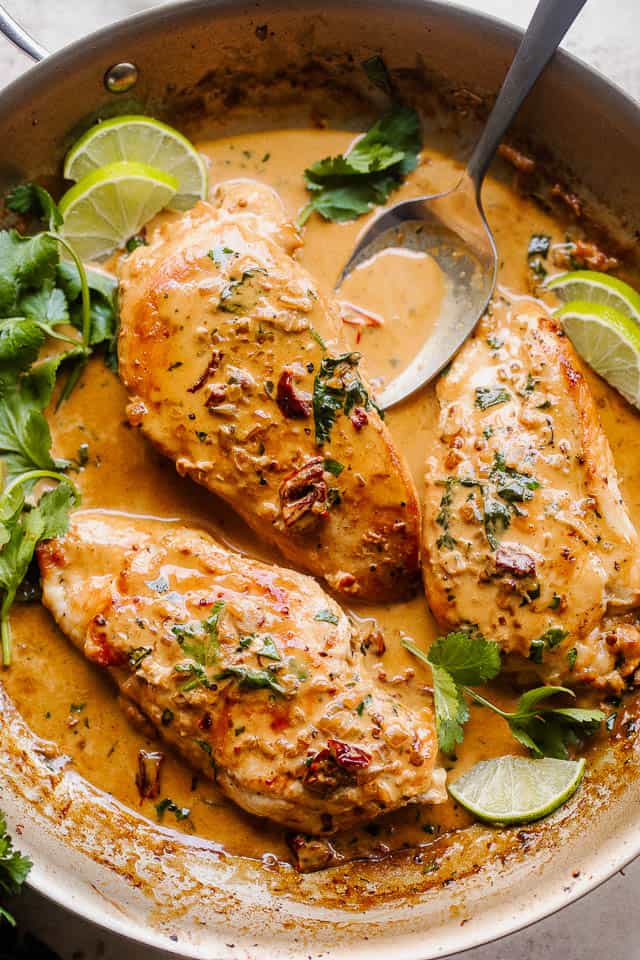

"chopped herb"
[168, 361, 182, 371]
[261, 152, 271, 163]
[528, 638, 545, 663]
[314, 608, 339, 625]
[549, 593, 562, 610]
[567, 647, 578, 672]
[207, 245, 236, 268]
[196, 431, 208, 442]
[422, 859, 439, 874]
[312, 352, 381, 444]
[310, 327, 327, 350]
[486, 335, 503, 351]
[161, 708, 174, 726]
[490, 452, 539, 503]
[146, 574, 169, 594]
[155, 798, 190, 822]
[361, 55, 394, 95]
[327, 486, 341, 507]
[257, 635, 281, 660]
[482, 426, 494, 440]
[125, 234, 147, 253]
[172, 600, 225, 671]
[356, 693, 372, 716]
[195, 739, 216, 770]
[174, 662, 210, 692]
[299, 106, 421, 225]
[523, 373, 538, 394]
[475, 385, 511, 410]
[215, 664, 287, 696]
[77, 442, 90, 467]
[70, 702, 86, 713]
[128, 646, 151, 669]
[606, 711, 617, 732]
[323, 458, 344, 476]
[403, 633, 604, 758]
[234, 725, 246, 736]
[6, 182, 62, 231]
[538, 627, 568, 649]
[422, 823, 437, 834]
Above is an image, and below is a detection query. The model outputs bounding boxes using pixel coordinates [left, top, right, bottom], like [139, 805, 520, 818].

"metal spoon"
[337, 0, 587, 410]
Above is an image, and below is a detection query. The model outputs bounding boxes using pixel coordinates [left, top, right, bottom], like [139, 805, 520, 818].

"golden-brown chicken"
[422, 296, 640, 692]
[116, 180, 420, 602]
[37, 512, 445, 834]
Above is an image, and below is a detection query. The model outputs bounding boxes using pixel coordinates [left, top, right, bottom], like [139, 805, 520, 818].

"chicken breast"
[422, 296, 640, 692]
[116, 179, 420, 602]
[37, 513, 444, 834]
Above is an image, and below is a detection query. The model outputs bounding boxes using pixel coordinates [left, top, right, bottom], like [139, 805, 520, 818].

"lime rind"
[63, 115, 208, 210]
[449, 756, 585, 825]
[59, 160, 178, 260]
[548, 270, 640, 324]
[557, 299, 640, 408]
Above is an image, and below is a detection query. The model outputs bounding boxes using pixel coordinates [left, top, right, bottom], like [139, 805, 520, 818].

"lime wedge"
[449, 756, 585, 825]
[59, 161, 178, 260]
[548, 270, 640, 324]
[557, 300, 640, 408]
[63, 115, 208, 211]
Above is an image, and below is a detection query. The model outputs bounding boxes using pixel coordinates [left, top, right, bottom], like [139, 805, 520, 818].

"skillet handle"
[0, 5, 48, 62]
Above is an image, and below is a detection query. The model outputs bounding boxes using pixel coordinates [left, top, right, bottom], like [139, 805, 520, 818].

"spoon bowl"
[337, 0, 587, 409]
[337, 174, 496, 409]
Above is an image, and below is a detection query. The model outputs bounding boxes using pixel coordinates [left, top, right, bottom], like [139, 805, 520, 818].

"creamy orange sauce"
[3, 127, 638, 870]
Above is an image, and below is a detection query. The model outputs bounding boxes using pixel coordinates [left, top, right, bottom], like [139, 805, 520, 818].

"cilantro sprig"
[299, 105, 421, 224]
[0, 809, 32, 926]
[403, 631, 604, 758]
[0, 470, 79, 665]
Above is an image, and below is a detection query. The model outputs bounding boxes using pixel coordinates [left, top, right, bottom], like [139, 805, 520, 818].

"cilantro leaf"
[0, 475, 79, 664]
[5, 183, 63, 231]
[361, 55, 394, 96]
[403, 633, 604, 758]
[0, 230, 58, 316]
[300, 106, 421, 224]
[19, 282, 69, 326]
[58, 262, 118, 354]
[0, 809, 32, 926]
[427, 630, 501, 686]
[0, 350, 82, 479]
[429, 660, 468, 754]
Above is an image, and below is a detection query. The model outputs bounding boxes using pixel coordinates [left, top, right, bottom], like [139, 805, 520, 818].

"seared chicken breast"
[117, 180, 420, 602]
[37, 513, 444, 834]
[422, 296, 640, 692]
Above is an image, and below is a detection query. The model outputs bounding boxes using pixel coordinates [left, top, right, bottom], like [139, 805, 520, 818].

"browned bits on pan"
[135, 749, 164, 799]
[286, 833, 342, 872]
[551, 183, 582, 218]
[304, 739, 371, 795]
[495, 545, 537, 579]
[498, 143, 536, 173]
[188, 349, 223, 393]
[276, 369, 312, 419]
[279, 457, 328, 527]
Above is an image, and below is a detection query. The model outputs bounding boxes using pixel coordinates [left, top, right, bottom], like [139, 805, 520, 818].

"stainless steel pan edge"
[0, 2, 639, 957]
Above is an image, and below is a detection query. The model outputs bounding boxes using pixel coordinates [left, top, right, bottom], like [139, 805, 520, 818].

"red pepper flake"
[205, 383, 228, 407]
[188, 349, 223, 393]
[304, 739, 371, 795]
[276, 369, 312, 419]
[350, 406, 368, 430]
[495, 545, 536, 579]
[327, 739, 371, 770]
[279, 457, 328, 527]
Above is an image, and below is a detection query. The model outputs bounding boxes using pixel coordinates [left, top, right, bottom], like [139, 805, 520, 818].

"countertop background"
[1, 0, 640, 957]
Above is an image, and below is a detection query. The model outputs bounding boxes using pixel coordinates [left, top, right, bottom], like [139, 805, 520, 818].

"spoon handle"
[466, 0, 587, 189]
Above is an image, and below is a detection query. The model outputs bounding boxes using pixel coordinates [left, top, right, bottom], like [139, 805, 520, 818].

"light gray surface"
[1, 0, 640, 957]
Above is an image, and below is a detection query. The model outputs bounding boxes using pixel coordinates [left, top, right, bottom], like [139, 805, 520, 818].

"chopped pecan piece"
[350, 406, 369, 430]
[498, 143, 536, 173]
[135, 749, 164, 800]
[551, 183, 582, 218]
[304, 739, 371, 795]
[495, 545, 537, 579]
[276, 369, 312, 419]
[279, 457, 328, 527]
